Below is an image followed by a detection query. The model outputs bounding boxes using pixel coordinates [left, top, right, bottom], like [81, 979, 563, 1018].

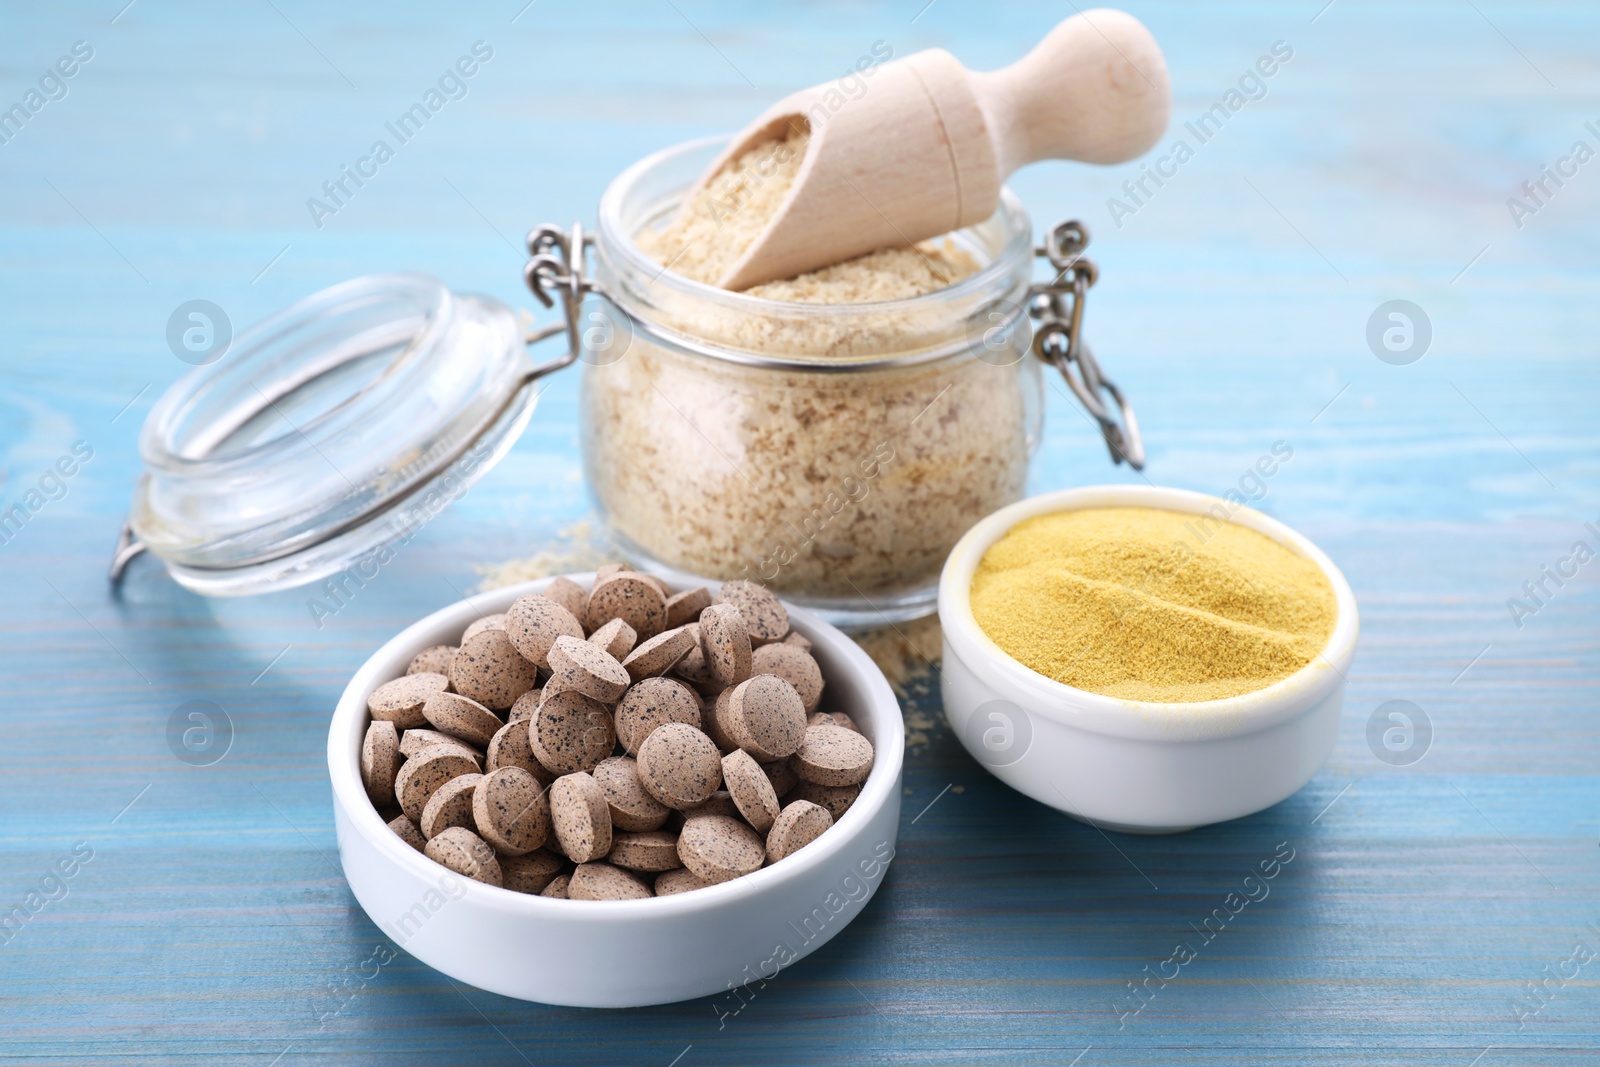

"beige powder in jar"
[582, 328, 1029, 600]
[584, 135, 1038, 604]
[637, 125, 980, 301]
[637, 129, 810, 288]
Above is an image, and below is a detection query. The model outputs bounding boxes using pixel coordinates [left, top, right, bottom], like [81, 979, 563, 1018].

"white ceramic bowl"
[938, 486, 1358, 834]
[328, 576, 904, 1007]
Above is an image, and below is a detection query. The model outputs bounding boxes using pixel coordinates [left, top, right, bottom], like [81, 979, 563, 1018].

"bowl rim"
[937, 485, 1359, 739]
[328, 574, 905, 919]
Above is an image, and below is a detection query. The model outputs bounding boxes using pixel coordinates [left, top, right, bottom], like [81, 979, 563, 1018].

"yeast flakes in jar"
[580, 136, 1043, 627]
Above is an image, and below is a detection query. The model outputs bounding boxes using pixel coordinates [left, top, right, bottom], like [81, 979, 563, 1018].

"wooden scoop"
[696, 9, 1170, 291]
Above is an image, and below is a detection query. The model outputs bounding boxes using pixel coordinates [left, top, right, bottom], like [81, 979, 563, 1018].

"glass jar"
[578, 137, 1042, 626]
[115, 137, 1140, 613]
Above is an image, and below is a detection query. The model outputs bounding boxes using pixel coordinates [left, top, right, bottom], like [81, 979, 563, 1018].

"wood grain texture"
[0, 1, 1596, 1064]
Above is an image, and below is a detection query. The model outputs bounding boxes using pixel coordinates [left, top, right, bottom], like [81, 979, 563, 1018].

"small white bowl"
[938, 486, 1358, 834]
[328, 575, 904, 1007]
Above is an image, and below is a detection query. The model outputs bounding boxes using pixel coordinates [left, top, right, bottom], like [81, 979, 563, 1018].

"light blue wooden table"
[1, 1, 1596, 1063]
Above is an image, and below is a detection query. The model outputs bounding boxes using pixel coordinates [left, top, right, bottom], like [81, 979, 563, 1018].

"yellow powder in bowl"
[969, 507, 1338, 703]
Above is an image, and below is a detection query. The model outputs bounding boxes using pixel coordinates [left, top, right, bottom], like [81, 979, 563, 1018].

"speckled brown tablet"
[698, 604, 752, 690]
[752, 643, 825, 714]
[721, 749, 781, 833]
[593, 562, 629, 584]
[636, 723, 723, 809]
[424, 826, 502, 886]
[608, 830, 683, 872]
[766, 799, 833, 863]
[420, 773, 482, 840]
[530, 689, 616, 775]
[586, 574, 667, 640]
[762, 758, 799, 798]
[615, 677, 703, 755]
[407, 645, 458, 676]
[587, 617, 637, 661]
[678, 815, 764, 885]
[504, 593, 586, 669]
[671, 624, 717, 689]
[705, 688, 740, 753]
[630, 570, 670, 598]
[807, 711, 861, 733]
[714, 580, 789, 645]
[782, 630, 812, 652]
[550, 772, 613, 863]
[472, 766, 551, 855]
[541, 576, 590, 622]
[485, 719, 552, 784]
[621, 626, 698, 683]
[361, 720, 402, 808]
[726, 674, 807, 762]
[394, 746, 481, 823]
[570, 862, 652, 901]
[400, 728, 484, 766]
[462, 613, 508, 642]
[449, 629, 538, 711]
[422, 691, 503, 749]
[654, 867, 710, 896]
[368, 672, 448, 730]
[508, 688, 540, 724]
[664, 587, 712, 629]
[547, 635, 630, 703]
[792, 723, 875, 786]
[788, 780, 860, 822]
[541, 873, 571, 898]
[388, 813, 427, 853]
[593, 756, 670, 832]
[500, 849, 565, 894]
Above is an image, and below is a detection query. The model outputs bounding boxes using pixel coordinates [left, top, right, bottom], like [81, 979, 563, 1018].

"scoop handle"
[971, 9, 1170, 177]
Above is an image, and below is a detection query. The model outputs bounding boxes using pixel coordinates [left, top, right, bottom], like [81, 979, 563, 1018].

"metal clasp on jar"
[522, 222, 602, 377]
[1028, 220, 1144, 470]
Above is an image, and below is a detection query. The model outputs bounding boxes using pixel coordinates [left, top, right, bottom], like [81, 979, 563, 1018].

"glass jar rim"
[594, 134, 1035, 368]
[139, 273, 450, 475]
[124, 273, 538, 595]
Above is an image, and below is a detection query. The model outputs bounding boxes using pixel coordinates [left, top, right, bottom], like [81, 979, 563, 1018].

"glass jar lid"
[115, 273, 554, 596]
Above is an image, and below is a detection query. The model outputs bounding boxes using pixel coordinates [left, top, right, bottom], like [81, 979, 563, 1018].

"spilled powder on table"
[850, 615, 944, 751]
[475, 520, 620, 592]
[851, 614, 942, 696]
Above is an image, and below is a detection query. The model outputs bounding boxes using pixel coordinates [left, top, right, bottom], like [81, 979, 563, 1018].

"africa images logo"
[306, 42, 494, 228]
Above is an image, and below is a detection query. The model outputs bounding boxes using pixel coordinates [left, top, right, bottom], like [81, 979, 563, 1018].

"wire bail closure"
[1028, 219, 1144, 470]
[521, 221, 605, 378]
